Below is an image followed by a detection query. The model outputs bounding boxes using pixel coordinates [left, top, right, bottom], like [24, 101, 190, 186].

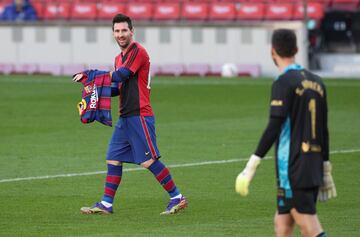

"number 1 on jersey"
[308, 99, 316, 139]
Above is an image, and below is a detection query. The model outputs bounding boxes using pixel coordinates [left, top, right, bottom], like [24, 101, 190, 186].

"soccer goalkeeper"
[235, 29, 336, 237]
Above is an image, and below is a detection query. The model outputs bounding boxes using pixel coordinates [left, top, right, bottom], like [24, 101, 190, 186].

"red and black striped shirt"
[114, 42, 153, 117]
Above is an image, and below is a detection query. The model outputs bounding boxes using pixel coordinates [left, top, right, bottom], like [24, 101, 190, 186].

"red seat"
[153, 3, 180, 20]
[43, 3, 59, 20]
[331, 0, 359, 11]
[293, 2, 324, 20]
[209, 2, 236, 20]
[32, 2, 44, 19]
[273, 0, 297, 2]
[332, 0, 359, 3]
[182, 2, 208, 20]
[57, 3, 72, 19]
[43, 3, 71, 20]
[71, 3, 97, 20]
[98, 3, 126, 20]
[265, 3, 294, 20]
[126, 3, 152, 20]
[237, 3, 265, 20]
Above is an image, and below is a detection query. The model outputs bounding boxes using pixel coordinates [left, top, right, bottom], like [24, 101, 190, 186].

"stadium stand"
[265, 3, 293, 20]
[181, 2, 208, 20]
[209, 2, 236, 20]
[293, 2, 324, 20]
[126, 2, 152, 20]
[43, 3, 71, 20]
[98, 2, 125, 20]
[32, 2, 43, 18]
[153, 2, 180, 20]
[1, 0, 358, 22]
[237, 3, 266, 20]
[331, 0, 359, 11]
[70, 3, 97, 20]
[1, 0, 360, 77]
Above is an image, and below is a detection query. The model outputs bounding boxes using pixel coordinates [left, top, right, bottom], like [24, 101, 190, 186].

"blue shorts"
[106, 116, 161, 164]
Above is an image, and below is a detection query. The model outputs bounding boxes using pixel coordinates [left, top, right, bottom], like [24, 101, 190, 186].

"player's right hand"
[318, 161, 337, 202]
[72, 73, 83, 82]
[235, 154, 261, 196]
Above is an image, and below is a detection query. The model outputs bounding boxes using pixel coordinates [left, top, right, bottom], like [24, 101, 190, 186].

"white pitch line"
[0, 148, 359, 184]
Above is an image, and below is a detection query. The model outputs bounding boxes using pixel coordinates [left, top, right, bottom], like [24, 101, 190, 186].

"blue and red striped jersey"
[77, 70, 112, 126]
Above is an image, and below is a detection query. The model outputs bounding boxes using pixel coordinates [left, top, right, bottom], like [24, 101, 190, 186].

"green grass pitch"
[0, 75, 359, 236]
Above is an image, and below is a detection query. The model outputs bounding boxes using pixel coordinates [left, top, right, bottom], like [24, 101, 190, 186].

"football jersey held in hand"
[76, 70, 112, 126]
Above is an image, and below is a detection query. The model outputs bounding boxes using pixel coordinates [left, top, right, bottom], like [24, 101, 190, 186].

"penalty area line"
[0, 148, 359, 184]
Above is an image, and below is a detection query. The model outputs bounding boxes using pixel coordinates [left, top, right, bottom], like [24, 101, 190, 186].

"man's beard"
[118, 39, 130, 50]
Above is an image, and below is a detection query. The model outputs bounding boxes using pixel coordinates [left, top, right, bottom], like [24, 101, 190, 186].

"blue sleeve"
[111, 67, 132, 83]
[111, 82, 120, 97]
[254, 116, 286, 158]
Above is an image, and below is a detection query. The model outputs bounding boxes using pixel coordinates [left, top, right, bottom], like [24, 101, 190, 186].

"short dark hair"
[112, 14, 133, 31]
[271, 29, 297, 57]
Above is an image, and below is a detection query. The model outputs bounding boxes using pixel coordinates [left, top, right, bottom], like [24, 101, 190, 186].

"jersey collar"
[282, 64, 303, 74]
[275, 64, 304, 81]
[120, 41, 135, 57]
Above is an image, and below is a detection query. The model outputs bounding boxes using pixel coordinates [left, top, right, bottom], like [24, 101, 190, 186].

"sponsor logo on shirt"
[90, 85, 98, 109]
[271, 100, 283, 106]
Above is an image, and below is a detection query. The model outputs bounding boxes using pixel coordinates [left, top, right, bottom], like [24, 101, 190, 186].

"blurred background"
[0, 0, 359, 78]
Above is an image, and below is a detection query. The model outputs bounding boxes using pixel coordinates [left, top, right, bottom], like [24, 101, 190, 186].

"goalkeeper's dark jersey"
[270, 64, 329, 191]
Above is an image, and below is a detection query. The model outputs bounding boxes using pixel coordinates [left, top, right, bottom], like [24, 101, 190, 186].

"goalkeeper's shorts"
[106, 116, 161, 164]
[277, 187, 319, 215]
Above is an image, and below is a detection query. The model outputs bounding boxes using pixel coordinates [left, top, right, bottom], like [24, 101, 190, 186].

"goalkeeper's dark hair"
[112, 14, 133, 31]
[271, 29, 298, 57]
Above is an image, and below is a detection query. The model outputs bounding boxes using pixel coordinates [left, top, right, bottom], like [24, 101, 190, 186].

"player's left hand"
[318, 161, 337, 202]
[235, 154, 261, 196]
[72, 73, 83, 82]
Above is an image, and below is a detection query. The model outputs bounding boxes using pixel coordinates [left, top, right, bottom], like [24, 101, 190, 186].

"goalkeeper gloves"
[318, 161, 337, 202]
[235, 154, 262, 196]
